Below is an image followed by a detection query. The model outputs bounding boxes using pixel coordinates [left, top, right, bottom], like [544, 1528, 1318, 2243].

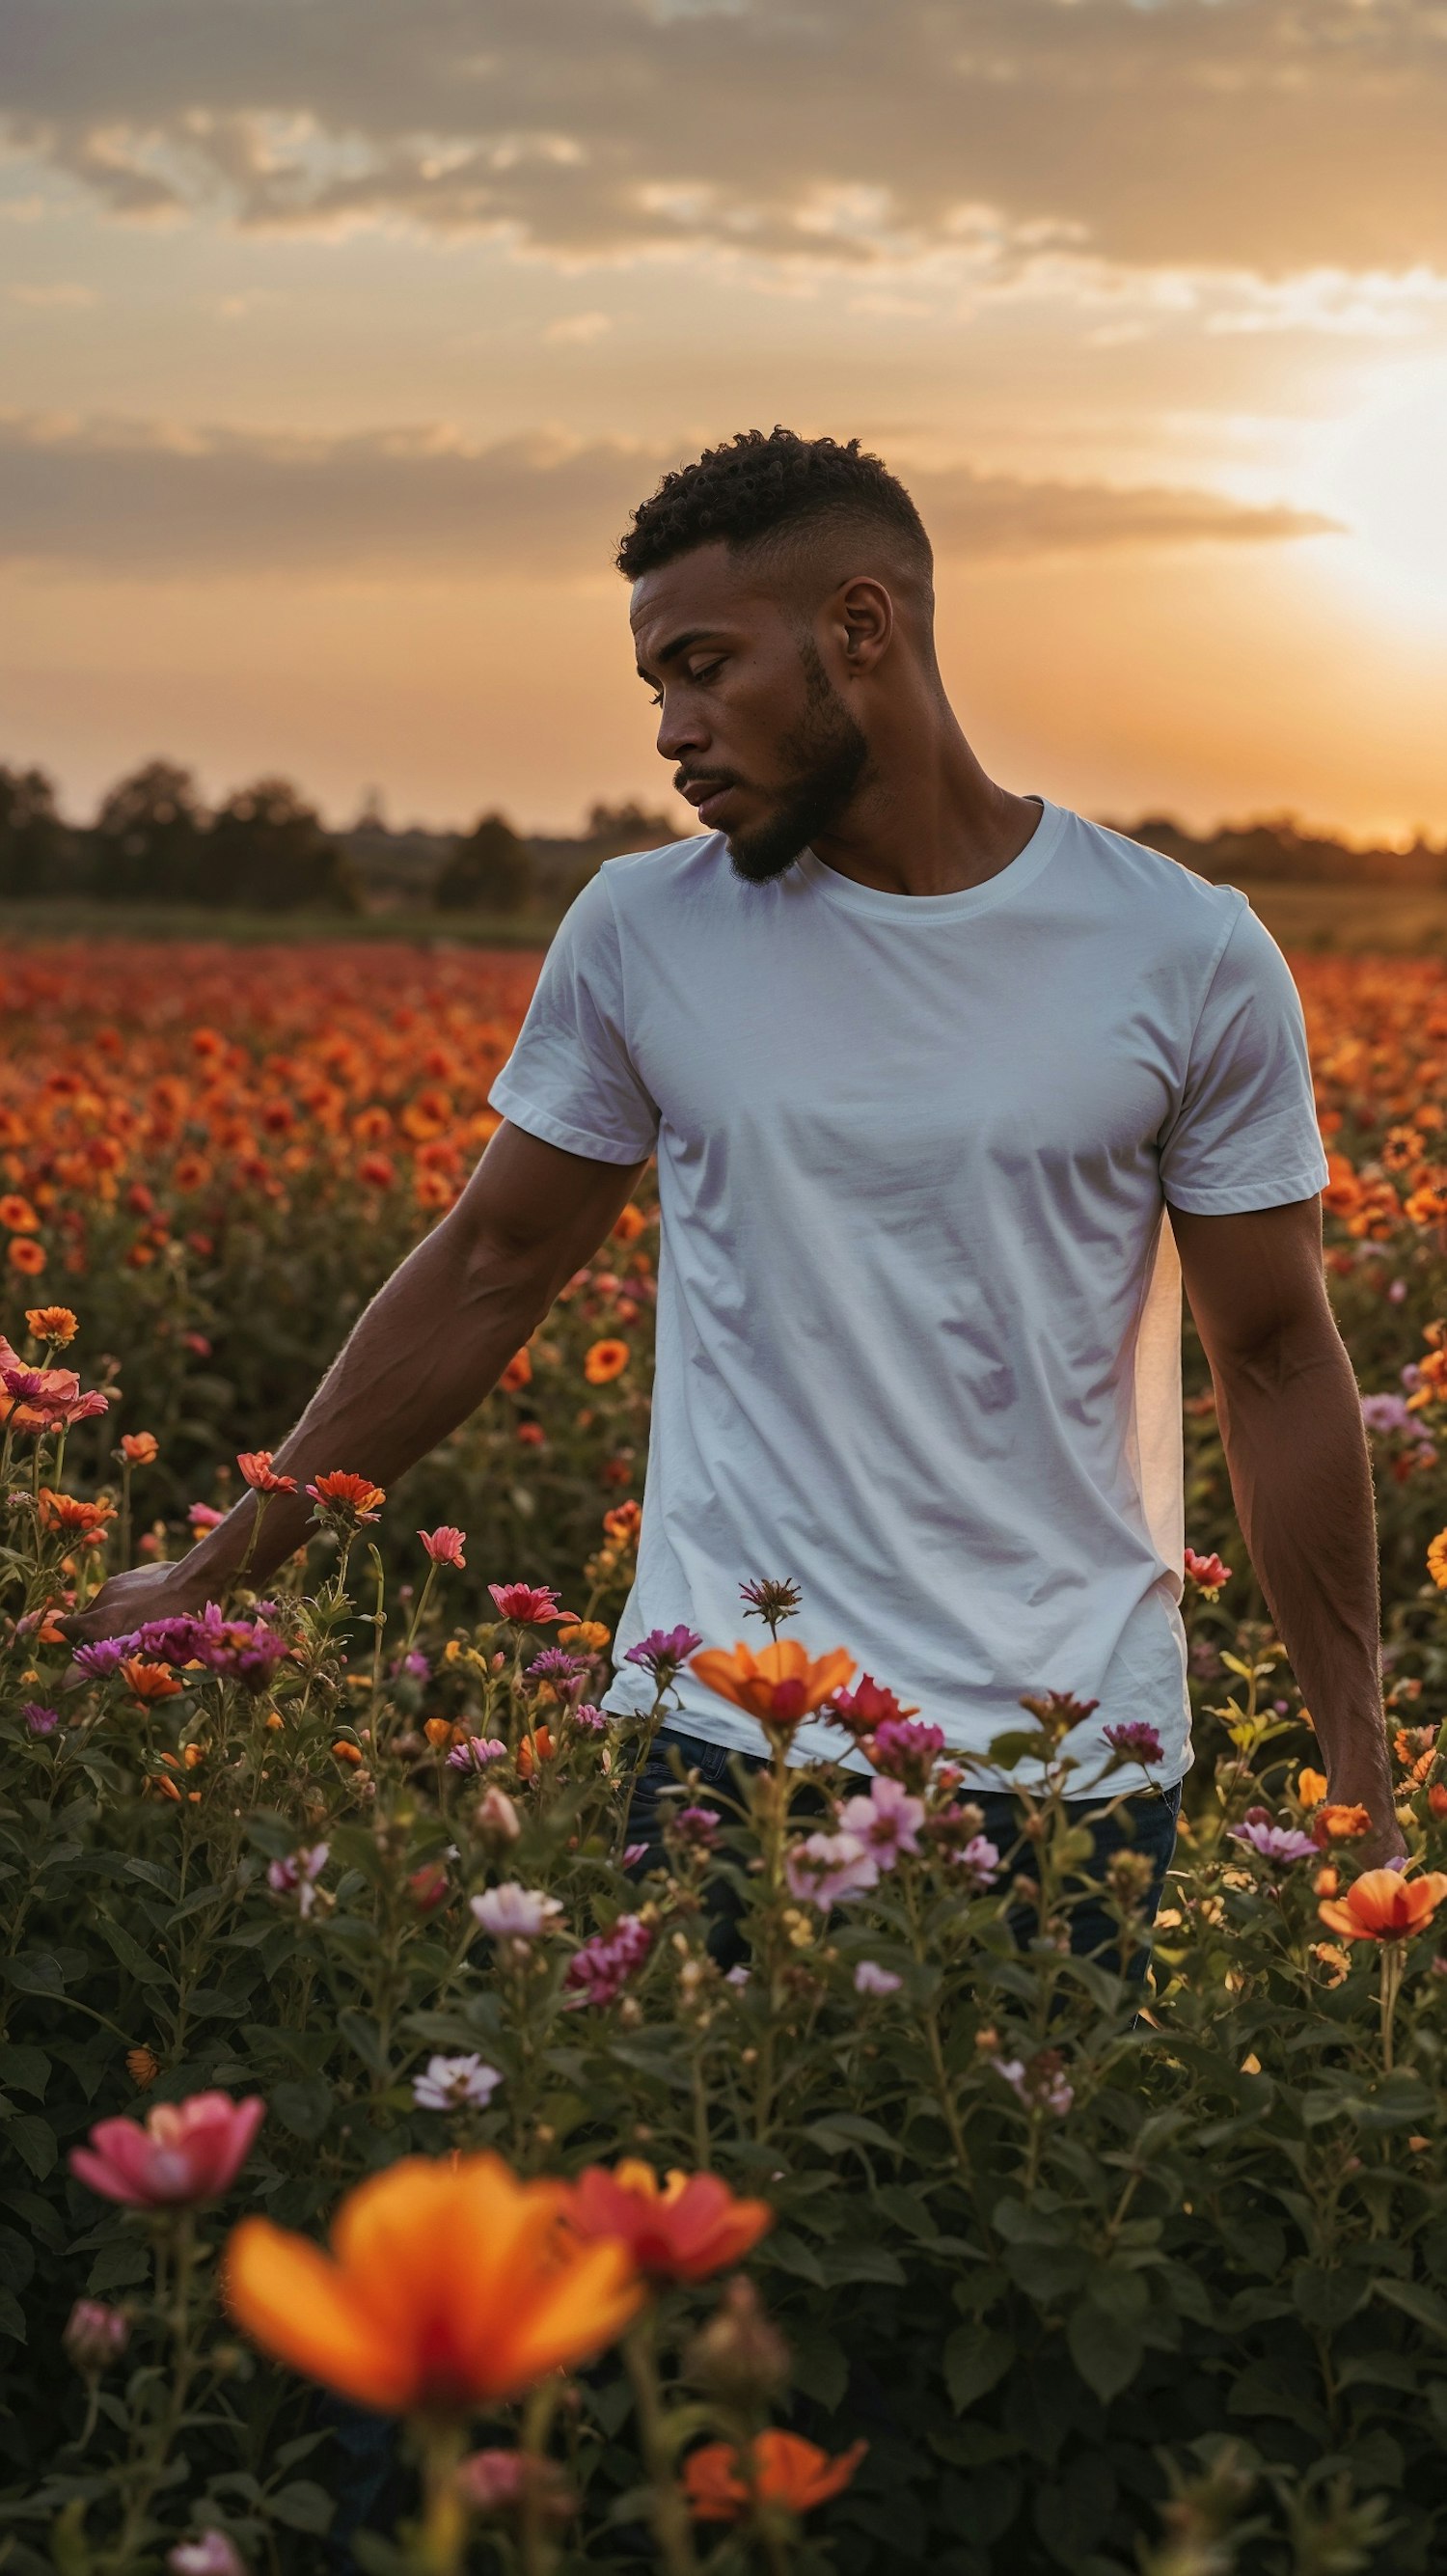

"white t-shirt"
[486, 799, 1328, 1794]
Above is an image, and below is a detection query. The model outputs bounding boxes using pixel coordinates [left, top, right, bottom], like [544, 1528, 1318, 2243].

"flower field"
[8, 936, 1447, 2573]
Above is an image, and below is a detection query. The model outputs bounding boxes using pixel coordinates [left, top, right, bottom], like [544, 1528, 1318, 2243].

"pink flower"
[1102, 1720, 1164, 1768]
[447, 1734, 508, 1774]
[783, 1829, 879, 1907]
[854, 1959, 902, 1997]
[867, 1716, 945, 1790]
[187, 1502, 226, 1534]
[68, 2091, 264, 2207]
[267, 1844, 330, 1916]
[993, 2051, 1074, 2117]
[836, 1774, 925, 1867]
[1183, 1547, 1232, 1600]
[488, 1581, 582, 1624]
[471, 1883, 563, 1937]
[1229, 1819, 1318, 1865]
[64, 2299, 129, 2372]
[420, 1524, 467, 1568]
[167, 2535, 247, 2576]
[563, 1912, 654, 2007]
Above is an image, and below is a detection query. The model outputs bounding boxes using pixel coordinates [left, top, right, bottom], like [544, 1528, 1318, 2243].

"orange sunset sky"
[3, 0, 1446, 842]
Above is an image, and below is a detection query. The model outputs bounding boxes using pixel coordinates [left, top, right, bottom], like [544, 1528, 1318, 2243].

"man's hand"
[55, 1558, 212, 1683]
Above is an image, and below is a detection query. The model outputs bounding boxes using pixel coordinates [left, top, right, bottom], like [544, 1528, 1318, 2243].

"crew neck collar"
[790, 795, 1067, 922]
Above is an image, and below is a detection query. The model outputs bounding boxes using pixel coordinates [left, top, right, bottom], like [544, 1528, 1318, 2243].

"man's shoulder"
[1054, 808, 1247, 945]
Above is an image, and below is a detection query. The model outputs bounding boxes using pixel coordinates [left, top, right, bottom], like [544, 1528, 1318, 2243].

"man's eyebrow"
[634, 627, 715, 681]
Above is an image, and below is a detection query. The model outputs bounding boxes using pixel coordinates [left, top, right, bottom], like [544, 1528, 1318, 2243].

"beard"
[724, 639, 871, 886]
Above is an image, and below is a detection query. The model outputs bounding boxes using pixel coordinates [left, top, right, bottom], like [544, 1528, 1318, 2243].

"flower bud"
[64, 2298, 129, 2376]
[474, 1786, 521, 1845]
[166, 2535, 247, 2576]
[456, 2449, 575, 2526]
[683, 2275, 790, 2404]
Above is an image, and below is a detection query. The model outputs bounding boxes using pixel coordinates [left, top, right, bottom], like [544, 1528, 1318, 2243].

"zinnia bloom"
[1318, 1868, 1447, 1944]
[783, 1829, 878, 1907]
[836, 1775, 924, 1865]
[38, 1488, 115, 1540]
[1312, 1802, 1373, 1848]
[488, 1581, 581, 1624]
[306, 1469, 386, 1524]
[69, 2091, 264, 2207]
[564, 2160, 772, 2282]
[237, 1451, 298, 1494]
[8, 1238, 45, 1275]
[24, 1305, 78, 1345]
[1183, 1547, 1232, 1598]
[121, 1431, 159, 1465]
[682, 2429, 866, 2522]
[419, 1524, 466, 1567]
[583, 1338, 629, 1384]
[1428, 1528, 1447, 1591]
[689, 1638, 857, 1734]
[222, 2152, 643, 2415]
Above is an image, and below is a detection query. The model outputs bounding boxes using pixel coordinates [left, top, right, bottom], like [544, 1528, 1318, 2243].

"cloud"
[0, 413, 1338, 581]
[0, 0, 1444, 280]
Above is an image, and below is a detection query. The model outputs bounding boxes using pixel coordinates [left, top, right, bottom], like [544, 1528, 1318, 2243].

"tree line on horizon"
[1, 756, 1444, 916]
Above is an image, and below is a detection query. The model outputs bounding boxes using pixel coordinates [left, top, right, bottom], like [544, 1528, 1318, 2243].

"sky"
[3, 0, 1446, 841]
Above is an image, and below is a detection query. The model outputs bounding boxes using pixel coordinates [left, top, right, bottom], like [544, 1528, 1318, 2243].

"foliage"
[5, 940, 1447, 2570]
[434, 818, 534, 916]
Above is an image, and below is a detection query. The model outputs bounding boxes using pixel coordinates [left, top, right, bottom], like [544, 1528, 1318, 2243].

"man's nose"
[655, 695, 707, 763]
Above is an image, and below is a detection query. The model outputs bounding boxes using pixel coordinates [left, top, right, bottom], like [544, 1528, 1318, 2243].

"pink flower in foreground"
[784, 1829, 879, 1907]
[836, 1775, 925, 1867]
[420, 1524, 467, 1568]
[1184, 1547, 1232, 1599]
[488, 1581, 582, 1624]
[68, 2091, 264, 2207]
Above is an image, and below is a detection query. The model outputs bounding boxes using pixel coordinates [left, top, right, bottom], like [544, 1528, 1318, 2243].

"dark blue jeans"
[626, 1723, 1182, 1983]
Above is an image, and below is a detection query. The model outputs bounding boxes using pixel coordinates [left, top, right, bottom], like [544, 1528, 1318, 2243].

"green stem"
[622, 2314, 700, 2576]
[411, 2415, 469, 2576]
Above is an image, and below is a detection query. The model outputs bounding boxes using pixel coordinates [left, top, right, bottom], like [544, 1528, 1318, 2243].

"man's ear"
[833, 575, 893, 673]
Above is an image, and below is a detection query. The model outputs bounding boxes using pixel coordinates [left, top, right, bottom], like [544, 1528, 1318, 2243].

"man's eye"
[689, 661, 723, 686]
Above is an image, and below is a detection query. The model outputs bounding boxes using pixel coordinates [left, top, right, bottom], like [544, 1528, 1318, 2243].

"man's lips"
[681, 779, 737, 824]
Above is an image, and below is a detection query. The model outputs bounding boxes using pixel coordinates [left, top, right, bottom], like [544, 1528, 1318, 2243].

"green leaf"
[96, 1919, 172, 1988]
[87, 2236, 152, 2295]
[5, 2114, 56, 2179]
[268, 2480, 335, 2534]
[0, 2284, 25, 2344]
[1067, 2292, 1145, 2402]
[1293, 2265, 1369, 2330]
[0, 2045, 49, 2099]
[271, 2078, 334, 2143]
[943, 2326, 1014, 2413]
[337, 2010, 388, 2074]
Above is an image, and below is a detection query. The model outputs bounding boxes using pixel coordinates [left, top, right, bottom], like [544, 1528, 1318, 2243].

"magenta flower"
[563, 1912, 654, 2007]
[784, 1829, 879, 1907]
[869, 1716, 946, 1789]
[63, 2299, 129, 2372]
[572, 1702, 609, 1733]
[447, 1734, 508, 1774]
[488, 1582, 581, 1624]
[1102, 1720, 1164, 1767]
[419, 1524, 467, 1568]
[1229, 1820, 1318, 1864]
[837, 1775, 925, 1866]
[672, 1805, 721, 1850]
[266, 1844, 330, 1916]
[187, 1502, 226, 1534]
[22, 1702, 59, 1737]
[624, 1625, 704, 1679]
[68, 2091, 264, 2207]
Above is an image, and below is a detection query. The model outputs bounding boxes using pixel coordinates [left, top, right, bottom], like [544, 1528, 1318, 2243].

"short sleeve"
[486, 869, 660, 1165]
[1159, 901, 1328, 1216]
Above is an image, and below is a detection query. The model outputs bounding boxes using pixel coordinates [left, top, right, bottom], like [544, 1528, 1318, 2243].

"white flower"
[854, 1959, 902, 1997]
[471, 1882, 563, 1938]
[167, 2534, 247, 2576]
[412, 2053, 504, 2113]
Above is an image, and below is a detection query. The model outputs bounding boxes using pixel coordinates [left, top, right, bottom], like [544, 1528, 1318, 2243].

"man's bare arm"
[63, 1121, 650, 1637]
[1169, 1194, 1403, 1865]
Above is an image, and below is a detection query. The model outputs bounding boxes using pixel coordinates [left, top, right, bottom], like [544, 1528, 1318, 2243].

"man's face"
[630, 543, 870, 884]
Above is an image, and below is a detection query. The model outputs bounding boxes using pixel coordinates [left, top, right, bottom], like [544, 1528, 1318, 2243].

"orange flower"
[611, 1202, 648, 1243]
[1429, 1783, 1447, 1821]
[126, 2045, 160, 2090]
[9, 1238, 45, 1276]
[1311, 1802, 1373, 1848]
[24, 1305, 78, 1345]
[682, 2430, 867, 2523]
[238, 1450, 298, 1494]
[38, 1488, 116, 1539]
[565, 2161, 772, 2283]
[558, 1620, 610, 1651]
[1318, 1868, 1447, 1944]
[0, 1193, 40, 1232]
[602, 1499, 642, 1544]
[223, 2151, 643, 2415]
[688, 1638, 857, 1734]
[1428, 1529, 1447, 1590]
[121, 1432, 159, 1465]
[306, 1469, 386, 1525]
[1297, 1768, 1328, 1809]
[500, 1348, 532, 1391]
[516, 1724, 557, 1780]
[584, 1338, 629, 1384]
[122, 1659, 184, 1705]
[423, 1717, 463, 1749]
[332, 1740, 364, 1767]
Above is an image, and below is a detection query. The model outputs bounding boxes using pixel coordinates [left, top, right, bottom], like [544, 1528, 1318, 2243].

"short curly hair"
[615, 425, 932, 588]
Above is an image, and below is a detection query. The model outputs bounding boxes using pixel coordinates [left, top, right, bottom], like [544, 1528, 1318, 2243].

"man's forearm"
[1212, 1321, 1395, 1826]
[184, 1214, 553, 1593]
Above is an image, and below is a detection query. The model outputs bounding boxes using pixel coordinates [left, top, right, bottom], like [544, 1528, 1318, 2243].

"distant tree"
[93, 761, 208, 903]
[585, 800, 678, 847]
[0, 765, 70, 898]
[207, 779, 361, 915]
[434, 811, 533, 914]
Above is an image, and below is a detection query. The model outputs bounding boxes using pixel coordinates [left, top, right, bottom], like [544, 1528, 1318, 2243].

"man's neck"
[810, 711, 1043, 899]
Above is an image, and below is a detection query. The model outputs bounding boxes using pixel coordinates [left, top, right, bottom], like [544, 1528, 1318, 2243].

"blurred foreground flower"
[69, 2091, 264, 2207]
[223, 2152, 642, 2413]
[1318, 1868, 1447, 1944]
[566, 2160, 772, 2281]
[683, 2428, 866, 2521]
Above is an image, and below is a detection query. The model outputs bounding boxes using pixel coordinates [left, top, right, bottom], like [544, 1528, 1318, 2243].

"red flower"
[1183, 1547, 1232, 1599]
[69, 2091, 264, 2207]
[565, 2162, 772, 2283]
[238, 1450, 298, 1494]
[306, 1470, 386, 1525]
[683, 2430, 866, 2522]
[488, 1582, 581, 1624]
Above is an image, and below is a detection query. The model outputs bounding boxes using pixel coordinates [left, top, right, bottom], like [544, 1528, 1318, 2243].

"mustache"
[673, 765, 740, 796]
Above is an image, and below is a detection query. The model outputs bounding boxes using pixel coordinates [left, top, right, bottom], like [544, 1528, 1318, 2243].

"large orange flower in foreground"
[566, 2160, 773, 2282]
[224, 2152, 643, 2415]
[683, 2429, 867, 2521]
[1318, 1868, 1447, 1945]
[688, 1639, 856, 1731]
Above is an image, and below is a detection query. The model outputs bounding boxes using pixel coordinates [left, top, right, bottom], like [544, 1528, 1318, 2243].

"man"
[65, 426, 1403, 1953]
